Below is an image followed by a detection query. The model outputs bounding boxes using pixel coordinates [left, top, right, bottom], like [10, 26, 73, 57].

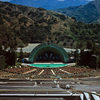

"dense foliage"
[75, 41, 100, 69]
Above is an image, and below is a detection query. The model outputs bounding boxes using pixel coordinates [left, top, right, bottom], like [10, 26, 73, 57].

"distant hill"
[55, 0, 100, 23]
[9, 0, 90, 10]
[0, 1, 100, 50]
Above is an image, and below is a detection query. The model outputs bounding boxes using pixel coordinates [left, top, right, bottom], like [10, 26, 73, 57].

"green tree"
[18, 43, 24, 62]
[86, 40, 93, 49]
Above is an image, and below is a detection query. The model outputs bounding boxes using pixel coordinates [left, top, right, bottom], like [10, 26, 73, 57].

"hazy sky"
[0, 0, 94, 1]
[0, 0, 10, 1]
[0, 0, 11, 1]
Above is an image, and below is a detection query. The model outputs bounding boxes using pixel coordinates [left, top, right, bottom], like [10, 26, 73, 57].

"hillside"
[0, 1, 100, 50]
[10, 0, 90, 10]
[0, 1, 76, 48]
[55, 0, 100, 23]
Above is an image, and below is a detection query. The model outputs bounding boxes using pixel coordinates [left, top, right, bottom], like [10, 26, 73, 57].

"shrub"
[81, 66, 84, 68]
[86, 66, 89, 68]
[64, 23, 67, 27]
[0, 9, 6, 14]
[0, 18, 4, 24]
[53, 13, 66, 21]
[55, 37, 58, 40]
[58, 42, 63, 46]
[3, 16, 10, 22]
[5, 7, 12, 11]
[8, 66, 11, 69]
[12, 65, 15, 68]
[38, 7, 46, 11]
[16, 62, 21, 66]
[28, 11, 38, 17]
[18, 17, 28, 23]
[53, 32, 61, 36]
[63, 42, 67, 46]
[59, 15, 66, 21]
[71, 17, 76, 21]
[37, 18, 47, 23]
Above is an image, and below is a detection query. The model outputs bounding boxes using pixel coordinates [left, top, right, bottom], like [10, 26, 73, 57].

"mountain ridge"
[55, 0, 100, 23]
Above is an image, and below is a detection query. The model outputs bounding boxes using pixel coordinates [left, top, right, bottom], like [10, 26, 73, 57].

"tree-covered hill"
[0, 1, 76, 48]
[0, 1, 100, 50]
[55, 0, 100, 23]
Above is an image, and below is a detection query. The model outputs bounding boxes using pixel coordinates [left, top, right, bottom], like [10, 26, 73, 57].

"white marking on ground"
[23, 69, 37, 74]
[38, 70, 44, 75]
[51, 70, 56, 75]
[59, 69, 72, 74]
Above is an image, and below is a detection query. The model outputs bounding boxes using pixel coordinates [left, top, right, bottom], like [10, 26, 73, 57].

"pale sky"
[0, 0, 11, 1]
[0, 0, 94, 1]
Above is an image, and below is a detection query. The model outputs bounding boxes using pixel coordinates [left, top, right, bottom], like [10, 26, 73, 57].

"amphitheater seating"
[1, 65, 100, 79]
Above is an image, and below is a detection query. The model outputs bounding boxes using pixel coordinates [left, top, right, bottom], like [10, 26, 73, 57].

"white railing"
[0, 92, 99, 100]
